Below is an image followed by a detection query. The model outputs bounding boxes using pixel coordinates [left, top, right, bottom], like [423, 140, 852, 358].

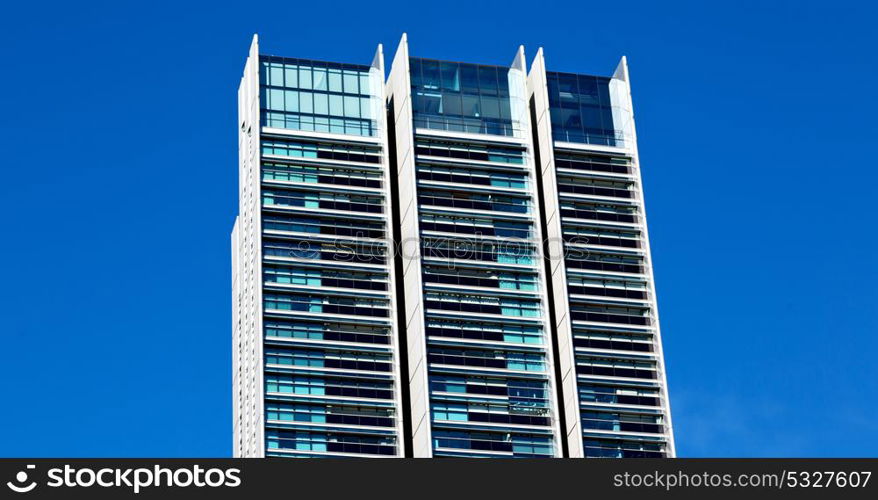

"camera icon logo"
[7, 465, 37, 493]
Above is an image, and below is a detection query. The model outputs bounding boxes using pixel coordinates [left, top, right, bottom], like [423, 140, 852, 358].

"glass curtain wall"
[409, 59, 527, 138]
[409, 57, 558, 457]
[261, 57, 380, 137]
[257, 55, 400, 457]
[543, 70, 670, 457]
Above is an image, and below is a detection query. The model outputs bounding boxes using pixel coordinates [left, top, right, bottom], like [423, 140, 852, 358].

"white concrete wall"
[527, 48, 584, 457]
[373, 43, 408, 456]
[230, 216, 241, 454]
[232, 34, 265, 458]
[510, 46, 565, 458]
[386, 33, 433, 457]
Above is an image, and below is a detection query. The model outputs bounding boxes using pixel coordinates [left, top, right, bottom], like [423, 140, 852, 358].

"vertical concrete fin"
[612, 55, 629, 82]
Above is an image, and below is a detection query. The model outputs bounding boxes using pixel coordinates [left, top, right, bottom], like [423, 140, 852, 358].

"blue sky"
[0, 0, 875, 457]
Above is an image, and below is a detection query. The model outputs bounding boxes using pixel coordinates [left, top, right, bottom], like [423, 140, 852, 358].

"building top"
[260, 54, 372, 72]
[544, 70, 626, 147]
[408, 57, 525, 138]
[259, 54, 382, 137]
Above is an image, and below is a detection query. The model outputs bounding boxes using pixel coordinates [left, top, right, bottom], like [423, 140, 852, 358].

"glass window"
[259, 57, 377, 137]
[298, 67, 313, 89]
[284, 66, 298, 88]
[442, 92, 462, 116]
[359, 97, 371, 120]
[461, 95, 479, 117]
[459, 64, 479, 93]
[439, 61, 459, 91]
[478, 66, 499, 96]
[268, 88, 283, 111]
[409, 58, 423, 88]
[270, 64, 284, 86]
[329, 94, 343, 117]
[284, 90, 298, 113]
[421, 60, 440, 89]
[558, 73, 578, 96]
[480, 95, 500, 119]
[344, 95, 360, 119]
[359, 73, 371, 95]
[546, 71, 622, 146]
[328, 68, 343, 92]
[312, 67, 327, 91]
[409, 58, 518, 137]
[299, 92, 313, 114]
[343, 71, 359, 94]
[314, 92, 328, 115]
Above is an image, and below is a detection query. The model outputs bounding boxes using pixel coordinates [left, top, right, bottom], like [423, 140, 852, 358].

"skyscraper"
[232, 34, 674, 458]
[528, 50, 675, 458]
[386, 35, 564, 457]
[232, 35, 406, 457]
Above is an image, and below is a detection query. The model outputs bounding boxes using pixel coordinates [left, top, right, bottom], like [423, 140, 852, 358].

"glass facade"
[407, 60, 559, 457]
[409, 58, 524, 138]
[235, 38, 673, 459]
[545, 95, 671, 456]
[545, 71, 625, 147]
[256, 54, 401, 457]
[260, 56, 380, 137]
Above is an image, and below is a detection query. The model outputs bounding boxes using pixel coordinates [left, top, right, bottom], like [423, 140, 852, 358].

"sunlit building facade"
[233, 34, 674, 458]
[232, 35, 406, 457]
[386, 35, 564, 457]
[528, 50, 675, 457]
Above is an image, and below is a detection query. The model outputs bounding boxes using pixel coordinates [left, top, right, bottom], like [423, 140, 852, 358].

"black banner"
[0, 459, 875, 499]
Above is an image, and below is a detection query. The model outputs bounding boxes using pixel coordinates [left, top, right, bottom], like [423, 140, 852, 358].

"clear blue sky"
[1, 0, 875, 458]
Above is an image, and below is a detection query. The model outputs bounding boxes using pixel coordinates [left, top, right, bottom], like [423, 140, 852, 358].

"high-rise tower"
[386, 35, 564, 457]
[233, 34, 675, 458]
[527, 49, 675, 457]
[232, 35, 406, 457]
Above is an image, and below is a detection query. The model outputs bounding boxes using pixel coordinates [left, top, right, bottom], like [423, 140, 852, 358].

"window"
[263, 239, 387, 265]
[424, 292, 540, 318]
[419, 213, 532, 239]
[263, 265, 388, 291]
[425, 320, 543, 344]
[264, 293, 389, 318]
[428, 347, 546, 372]
[262, 161, 383, 188]
[266, 430, 396, 456]
[260, 57, 378, 137]
[264, 320, 390, 345]
[546, 71, 625, 146]
[422, 266, 537, 291]
[262, 139, 381, 163]
[262, 188, 384, 214]
[409, 58, 522, 137]
[416, 164, 527, 189]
